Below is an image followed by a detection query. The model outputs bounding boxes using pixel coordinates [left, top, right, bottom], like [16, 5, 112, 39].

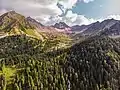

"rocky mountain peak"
[54, 22, 69, 29]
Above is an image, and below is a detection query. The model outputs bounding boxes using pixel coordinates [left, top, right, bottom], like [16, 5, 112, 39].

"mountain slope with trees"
[66, 36, 120, 90]
[0, 11, 120, 90]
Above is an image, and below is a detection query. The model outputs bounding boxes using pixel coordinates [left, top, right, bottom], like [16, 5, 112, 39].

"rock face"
[53, 22, 70, 29]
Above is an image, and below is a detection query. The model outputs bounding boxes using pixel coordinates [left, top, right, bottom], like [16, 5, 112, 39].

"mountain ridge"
[1, 11, 120, 38]
[53, 18, 120, 38]
[0, 11, 71, 42]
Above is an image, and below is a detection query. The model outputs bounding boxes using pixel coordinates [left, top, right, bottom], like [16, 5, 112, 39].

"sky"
[0, 0, 120, 26]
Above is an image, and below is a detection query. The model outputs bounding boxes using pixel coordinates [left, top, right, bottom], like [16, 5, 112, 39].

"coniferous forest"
[0, 35, 120, 90]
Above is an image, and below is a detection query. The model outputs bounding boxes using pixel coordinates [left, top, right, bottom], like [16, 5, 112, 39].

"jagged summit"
[0, 11, 25, 20]
[53, 22, 70, 29]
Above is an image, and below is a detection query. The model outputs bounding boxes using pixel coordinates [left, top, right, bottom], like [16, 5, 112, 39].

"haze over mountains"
[0, 11, 120, 90]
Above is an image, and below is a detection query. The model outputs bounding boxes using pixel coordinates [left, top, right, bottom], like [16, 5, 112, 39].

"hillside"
[0, 11, 43, 39]
[0, 35, 120, 90]
[66, 36, 120, 90]
[0, 11, 71, 47]
[0, 35, 69, 90]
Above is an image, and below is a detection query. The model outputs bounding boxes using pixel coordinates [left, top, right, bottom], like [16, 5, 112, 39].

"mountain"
[0, 34, 119, 90]
[0, 11, 70, 42]
[71, 25, 88, 33]
[53, 22, 72, 34]
[99, 19, 118, 29]
[101, 22, 120, 37]
[53, 22, 70, 29]
[0, 11, 43, 39]
[82, 21, 101, 35]
[81, 19, 120, 36]
[66, 36, 120, 90]
[0, 11, 120, 90]
[53, 19, 120, 38]
[69, 19, 120, 41]
[0, 11, 71, 89]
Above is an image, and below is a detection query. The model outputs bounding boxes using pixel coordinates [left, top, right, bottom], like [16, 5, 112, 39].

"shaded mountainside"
[66, 36, 120, 90]
[101, 22, 120, 37]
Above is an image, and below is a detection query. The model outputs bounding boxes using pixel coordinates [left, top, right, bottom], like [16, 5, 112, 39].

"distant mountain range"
[0, 11, 120, 40]
[53, 18, 120, 38]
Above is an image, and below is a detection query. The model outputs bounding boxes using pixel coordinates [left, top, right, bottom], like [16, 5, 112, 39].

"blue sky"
[72, 0, 120, 19]
[72, 0, 107, 18]
[0, 0, 120, 26]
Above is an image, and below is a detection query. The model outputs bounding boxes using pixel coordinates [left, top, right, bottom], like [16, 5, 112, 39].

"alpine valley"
[0, 11, 120, 90]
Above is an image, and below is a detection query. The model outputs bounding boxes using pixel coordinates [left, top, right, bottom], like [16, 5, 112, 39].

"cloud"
[0, 0, 96, 26]
[43, 10, 96, 26]
[78, 0, 94, 3]
[106, 15, 120, 20]
[65, 11, 96, 25]
[82, 0, 94, 3]
[1, 0, 62, 16]
[1, 0, 120, 27]
[0, 0, 79, 24]
[44, 10, 120, 27]
[58, 0, 78, 9]
[0, 0, 78, 16]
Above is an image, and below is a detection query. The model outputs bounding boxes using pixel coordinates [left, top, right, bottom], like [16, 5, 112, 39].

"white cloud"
[62, 11, 91, 26]
[64, 11, 96, 26]
[78, 0, 94, 3]
[0, 0, 79, 25]
[106, 15, 120, 20]
[43, 10, 96, 26]
[58, 0, 77, 9]
[83, 0, 94, 3]
[1, 0, 62, 16]
[44, 10, 120, 26]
